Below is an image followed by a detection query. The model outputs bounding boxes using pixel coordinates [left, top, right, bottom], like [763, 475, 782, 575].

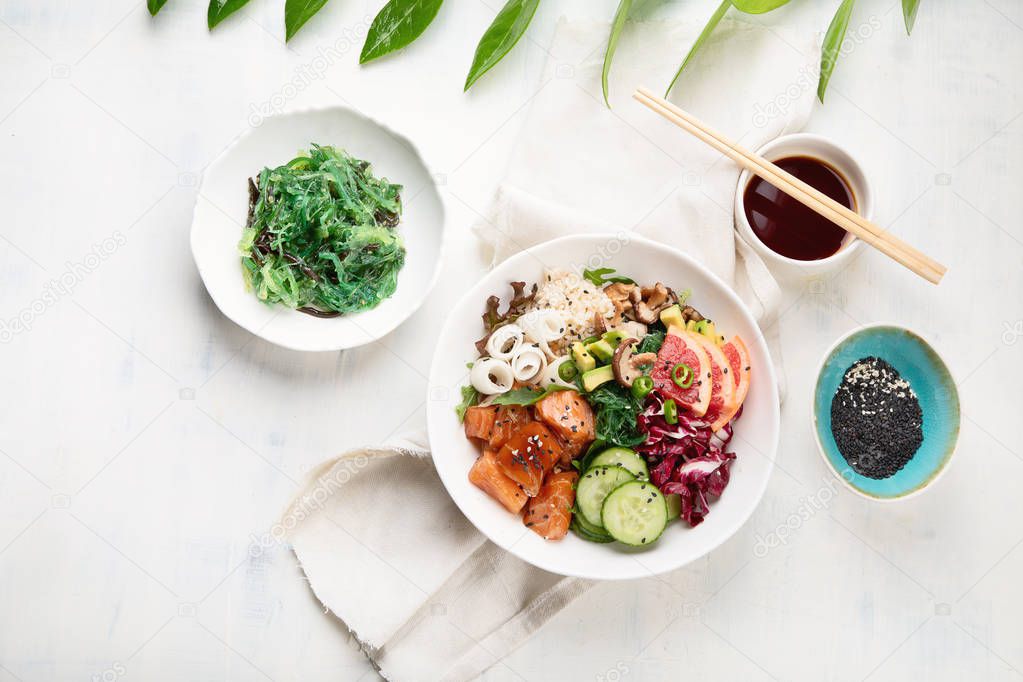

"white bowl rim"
[189, 104, 446, 352]
[810, 321, 960, 502]
[426, 232, 781, 579]
[733, 132, 870, 270]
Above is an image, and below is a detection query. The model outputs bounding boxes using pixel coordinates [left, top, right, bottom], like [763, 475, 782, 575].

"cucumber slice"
[588, 447, 649, 480]
[576, 465, 635, 528]
[600, 480, 668, 546]
[570, 517, 614, 543]
[572, 509, 613, 540]
[664, 492, 682, 519]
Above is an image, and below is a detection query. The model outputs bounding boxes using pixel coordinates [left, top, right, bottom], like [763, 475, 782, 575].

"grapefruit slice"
[684, 331, 736, 431]
[711, 335, 752, 431]
[651, 326, 712, 417]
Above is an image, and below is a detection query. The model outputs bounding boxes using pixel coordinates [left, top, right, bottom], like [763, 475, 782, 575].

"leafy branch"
[149, 0, 923, 99]
[633, 0, 921, 105]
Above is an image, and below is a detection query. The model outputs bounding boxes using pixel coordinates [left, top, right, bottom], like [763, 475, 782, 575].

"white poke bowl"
[426, 234, 780, 580]
[191, 106, 445, 352]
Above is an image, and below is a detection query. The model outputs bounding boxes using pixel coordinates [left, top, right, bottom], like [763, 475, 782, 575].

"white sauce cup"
[734, 133, 873, 279]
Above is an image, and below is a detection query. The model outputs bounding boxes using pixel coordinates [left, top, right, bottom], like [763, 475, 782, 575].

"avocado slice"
[685, 319, 698, 332]
[660, 304, 684, 330]
[601, 329, 628, 348]
[693, 319, 715, 340]
[581, 365, 615, 392]
[571, 341, 597, 372]
[586, 339, 615, 363]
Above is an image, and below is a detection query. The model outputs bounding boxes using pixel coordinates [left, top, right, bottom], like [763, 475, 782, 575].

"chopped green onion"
[558, 360, 579, 383]
[672, 363, 694, 389]
[664, 398, 678, 425]
[631, 375, 654, 401]
[581, 335, 600, 345]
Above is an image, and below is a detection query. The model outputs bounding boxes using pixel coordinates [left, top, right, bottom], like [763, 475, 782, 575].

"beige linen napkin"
[288, 15, 818, 682]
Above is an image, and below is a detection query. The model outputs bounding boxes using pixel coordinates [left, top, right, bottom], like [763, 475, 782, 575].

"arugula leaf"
[455, 384, 479, 422]
[361, 0, 445, 64]
[602, 0, 633, 107]
[730, 0, 790, 12]
[464, 0, 540, 91]
[665, 0, 729, 97]
[818, 0, 856, 103]
[902, 0, 920, 35]
[285, 0, 329, 41]
[578, 438, 608, 472]
[208, 0, 251, 28]
[582, 267, 635, 287]
[148, 0, 169, 16]
[491, 385, 572, 406]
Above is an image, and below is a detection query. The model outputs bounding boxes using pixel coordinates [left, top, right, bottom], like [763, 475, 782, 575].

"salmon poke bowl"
[427, 234, 780, 579]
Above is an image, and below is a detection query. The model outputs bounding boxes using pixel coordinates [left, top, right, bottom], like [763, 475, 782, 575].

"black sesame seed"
[830, 357, 923, 480]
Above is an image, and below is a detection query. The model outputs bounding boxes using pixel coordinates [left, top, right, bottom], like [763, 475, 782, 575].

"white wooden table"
[1, 0, 1020, 680]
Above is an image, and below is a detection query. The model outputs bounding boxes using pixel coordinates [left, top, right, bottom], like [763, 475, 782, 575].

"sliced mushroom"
[641, 283, 670, 310]
[681, 305, 704, 323]
[633, 301, 659, 324]
[604, 282, 635, 325]
[593, 311, 608, 334]
[611, 338, 658, 388]
[632, 283, 675, 324]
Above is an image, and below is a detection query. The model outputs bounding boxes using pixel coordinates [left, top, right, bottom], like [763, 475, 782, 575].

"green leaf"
[285, 0, 330, 41]
[455, 384, 479, 422]
[902, 0, 920, 34]
[464, 0, 540, 91]
[665, 0, 730, 96]
[491, 385, 572, 406]
[361, 0, 445, 64]
[730, 0, 790, 13]
[148, 0, 169, 16]
[208, 0, 251, 29]
[602, 0, 633, 107]
[582, 267, 635, 287]
[818, 0, 855, 103]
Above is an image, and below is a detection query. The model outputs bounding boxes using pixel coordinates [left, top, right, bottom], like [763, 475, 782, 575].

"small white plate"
[191, 106, 445, 352]
[426, 234, 781, 580]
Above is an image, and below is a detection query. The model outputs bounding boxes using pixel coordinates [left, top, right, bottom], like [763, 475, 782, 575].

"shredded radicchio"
[636, 391, 741, 527]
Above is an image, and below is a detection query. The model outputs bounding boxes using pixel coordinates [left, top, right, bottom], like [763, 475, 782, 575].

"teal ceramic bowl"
[812, 324, 960, 500]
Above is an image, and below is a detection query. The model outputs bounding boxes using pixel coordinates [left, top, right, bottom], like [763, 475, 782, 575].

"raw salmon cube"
[523, 471, 578, 541]
[468, 449, 528, 514]
[464, 405, 496, 443]
[494, 422, 563, 497]
[535, 390, 595, 464]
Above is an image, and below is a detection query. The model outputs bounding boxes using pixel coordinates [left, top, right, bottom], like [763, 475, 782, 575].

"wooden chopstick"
[633, 86, 946, 285]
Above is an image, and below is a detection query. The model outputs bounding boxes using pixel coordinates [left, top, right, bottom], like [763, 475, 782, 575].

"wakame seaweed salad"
[239, 144, 405, 317]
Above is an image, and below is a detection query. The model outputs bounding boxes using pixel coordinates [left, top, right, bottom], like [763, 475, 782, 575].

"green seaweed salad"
[238, 144, 405, 318]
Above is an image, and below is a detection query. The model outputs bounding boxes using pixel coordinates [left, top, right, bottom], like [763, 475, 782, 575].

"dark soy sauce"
[743, 156, 855, 261]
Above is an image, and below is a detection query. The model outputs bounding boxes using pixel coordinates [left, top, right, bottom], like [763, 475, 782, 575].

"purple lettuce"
[636, 392, 740, 527]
